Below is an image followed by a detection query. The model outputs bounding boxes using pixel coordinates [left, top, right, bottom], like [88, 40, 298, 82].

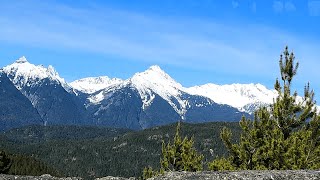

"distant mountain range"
[0, 56, 279, 131]
[186, 83, 277, 114]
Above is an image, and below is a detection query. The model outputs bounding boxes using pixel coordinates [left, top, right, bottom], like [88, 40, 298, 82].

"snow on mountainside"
[82, 65, 247, 129]
[70, 76, 123, 94]
[85, 65, 189, 118]
[128, 65, 187, 115]
[2, 57, 276, 116]
[80, 65, 278, 116]
[86, 85, 122, 105]
[186, 83, 278, 114]
[2, 56, 70, 91]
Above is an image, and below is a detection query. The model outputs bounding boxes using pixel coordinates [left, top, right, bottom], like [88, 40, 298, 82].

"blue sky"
[0, 0, 320, 99]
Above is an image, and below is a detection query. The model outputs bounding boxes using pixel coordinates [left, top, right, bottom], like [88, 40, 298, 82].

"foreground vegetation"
[211, 46, 320, 170]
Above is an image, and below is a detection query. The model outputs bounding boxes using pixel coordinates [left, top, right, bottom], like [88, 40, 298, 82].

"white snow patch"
[87, 83, 124, 105]
[94, 105, 109, 116]
[88, 91, 105, 104]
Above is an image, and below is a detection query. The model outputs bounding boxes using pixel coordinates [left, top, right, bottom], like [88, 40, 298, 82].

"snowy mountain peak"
[130, 65, 183, 93]
[3, 57, 68, 90]
[132, 65, 179, 85]
[15, 56, 28, 64]
[137, 65, 170, 80]
[129, 65, 187, 116]
[70, 76, 123, 94]
[148, 65, 163, 72]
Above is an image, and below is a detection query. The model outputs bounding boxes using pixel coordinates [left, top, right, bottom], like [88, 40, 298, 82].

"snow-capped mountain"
[186, 83, 278, 114]
[1, 57, 87, 126]
[84, 65, 247, 129]
[0, 57, 252, 130]
[128, 65, 187, 116]
[70, 76, 123, 94]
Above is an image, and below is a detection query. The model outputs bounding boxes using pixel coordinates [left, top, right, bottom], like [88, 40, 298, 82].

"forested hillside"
[0, 122, 241, 179]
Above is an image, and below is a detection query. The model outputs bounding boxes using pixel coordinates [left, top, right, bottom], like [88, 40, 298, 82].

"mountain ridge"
[0, 56, 261, 130]
[81, 64, 247, 128]
[185, 83, 278, 114]
[70, 65, 277, 114]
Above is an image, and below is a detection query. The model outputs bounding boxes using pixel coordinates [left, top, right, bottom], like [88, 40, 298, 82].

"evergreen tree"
[160, 122, 204, 172]
[209, 46, 320, 170]
[142, 122, 204, 179]
[0, 150, 11, 174]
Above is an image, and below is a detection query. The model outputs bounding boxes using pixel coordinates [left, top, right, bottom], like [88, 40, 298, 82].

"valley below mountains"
[0, 56, 280, 131]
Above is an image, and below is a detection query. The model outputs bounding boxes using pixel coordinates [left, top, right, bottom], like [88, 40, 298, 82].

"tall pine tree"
[209, 46, 320, 170]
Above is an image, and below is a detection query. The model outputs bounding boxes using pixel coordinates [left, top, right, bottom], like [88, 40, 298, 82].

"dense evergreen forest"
[0, 122, 241, 179]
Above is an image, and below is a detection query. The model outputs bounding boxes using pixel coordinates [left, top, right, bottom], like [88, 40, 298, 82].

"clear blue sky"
[0, 0, 320, 99]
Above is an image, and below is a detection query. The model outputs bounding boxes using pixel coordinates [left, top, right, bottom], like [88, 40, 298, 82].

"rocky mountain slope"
[0, 72, 43, 131]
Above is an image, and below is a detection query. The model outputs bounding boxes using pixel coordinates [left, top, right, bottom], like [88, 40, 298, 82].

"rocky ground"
[148, 170, 320, 180]
[2, 170, 320, 180]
